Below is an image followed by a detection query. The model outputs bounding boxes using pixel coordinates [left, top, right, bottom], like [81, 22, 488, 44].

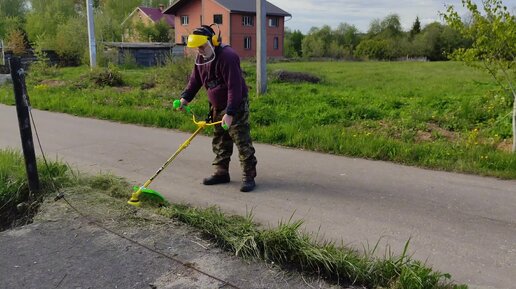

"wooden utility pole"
[256, 0, 267, 95]
[9, 57, 40, 194]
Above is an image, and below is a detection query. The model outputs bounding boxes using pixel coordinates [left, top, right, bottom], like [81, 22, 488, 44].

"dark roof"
[139, 6, 175, 27]
[164, 0, 290, 17]
[103, 42, 175, 48]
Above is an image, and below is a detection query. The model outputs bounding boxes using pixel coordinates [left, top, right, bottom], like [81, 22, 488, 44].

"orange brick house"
[163, 0, 291, 58]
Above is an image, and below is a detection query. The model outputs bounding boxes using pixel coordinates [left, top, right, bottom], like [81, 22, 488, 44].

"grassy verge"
[1, 61, 515, 178]
[0, 148, 74, 230]
[156, 205, 466, 289]
[0, 149, 467, 288]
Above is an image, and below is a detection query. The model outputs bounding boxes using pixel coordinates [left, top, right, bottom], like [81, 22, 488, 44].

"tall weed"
[0, 149, 74, 230]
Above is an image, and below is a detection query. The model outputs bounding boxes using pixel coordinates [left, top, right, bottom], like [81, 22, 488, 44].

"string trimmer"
[127, 100, 226, 207]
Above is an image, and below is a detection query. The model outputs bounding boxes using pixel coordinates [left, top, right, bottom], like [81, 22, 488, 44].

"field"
[1, 60, 515, 178]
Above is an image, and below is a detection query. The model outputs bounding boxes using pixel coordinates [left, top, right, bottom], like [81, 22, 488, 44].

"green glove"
[173, 99, 190, 113]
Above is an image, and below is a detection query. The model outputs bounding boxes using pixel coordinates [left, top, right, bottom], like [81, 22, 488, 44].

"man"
[178, 25, 257, 192]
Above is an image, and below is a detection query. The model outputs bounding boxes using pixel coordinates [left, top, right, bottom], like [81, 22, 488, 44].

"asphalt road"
[1, 104, 515, 289]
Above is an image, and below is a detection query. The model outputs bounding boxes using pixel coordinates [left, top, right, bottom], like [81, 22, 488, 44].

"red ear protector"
[195, 24, 222, 46]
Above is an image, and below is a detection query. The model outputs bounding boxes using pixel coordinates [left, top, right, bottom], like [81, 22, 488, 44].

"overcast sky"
[268, 0, 516, 33]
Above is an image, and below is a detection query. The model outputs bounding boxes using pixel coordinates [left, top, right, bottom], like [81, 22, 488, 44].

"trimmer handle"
[173, 99, 191, 113]
[173, 99, 228, 130]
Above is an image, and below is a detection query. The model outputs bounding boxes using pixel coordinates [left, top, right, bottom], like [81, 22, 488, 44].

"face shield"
[187, 34, 216, 66]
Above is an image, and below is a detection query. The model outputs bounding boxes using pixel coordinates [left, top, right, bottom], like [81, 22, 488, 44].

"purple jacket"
[181, 46, 248, 116]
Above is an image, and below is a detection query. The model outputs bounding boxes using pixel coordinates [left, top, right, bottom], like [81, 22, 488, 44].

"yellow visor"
[187, 34, 209, 48]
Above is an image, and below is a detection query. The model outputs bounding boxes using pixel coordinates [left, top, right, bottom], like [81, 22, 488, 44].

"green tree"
[94, 9, 123, 42]
[134, 19, 171, 42]
[443, 0, 516, 151]
[355, 38, 392, 60]
[54, 16, 88, 65]
[284, 28, 304, 58]
[0, 0, 27, 39]
[409, 22, 465, 61]
[419, 22, 445, 60]
[301, 27, 325, 58]
[25, 0, 79, 46]
[100, 0, 142, 24]
[0, 0, 28, 18]
[363, 14, 405, 59]
[301, 26, 332, 58]
[326, 40, 348, 59]
[0, 16, 24, 39]
[367, 18, 382, 36]
[334, 23, 359, 56]
[152, 19, 172, 42]
[380, 14, 403, 39]
[410, 16, 421, 39]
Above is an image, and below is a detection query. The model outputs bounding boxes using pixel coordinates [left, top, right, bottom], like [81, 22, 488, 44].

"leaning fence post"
[9, 56, 40, 194]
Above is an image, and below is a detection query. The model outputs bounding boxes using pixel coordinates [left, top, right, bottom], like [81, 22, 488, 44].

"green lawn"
[1, 60, 515, 178]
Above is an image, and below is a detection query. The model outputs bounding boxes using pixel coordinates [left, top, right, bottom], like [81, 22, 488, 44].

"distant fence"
[395, 56, 428, 62]
[0, 49, 61, 74]
[103, 42, 184, 67]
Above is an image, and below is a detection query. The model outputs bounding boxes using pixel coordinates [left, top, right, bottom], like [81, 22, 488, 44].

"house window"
[242, 16, 254, 26]
[181, 15, 189, 25]
[269, 17, 279, 27]
[213, 14, 223, 24]
[244, 37, 252, 50]
[273, 37, 279, 49]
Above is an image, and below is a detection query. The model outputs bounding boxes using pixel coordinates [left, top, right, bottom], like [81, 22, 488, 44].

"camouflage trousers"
[211, 99, 257, 178]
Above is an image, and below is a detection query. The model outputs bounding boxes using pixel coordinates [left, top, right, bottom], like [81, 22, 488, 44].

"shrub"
[156, 56, 193, 91]
[88, 63, 124, 87]
[54, 16, 88, 66]
[6, 29, 27, 55]
[27, 41, 58, 82]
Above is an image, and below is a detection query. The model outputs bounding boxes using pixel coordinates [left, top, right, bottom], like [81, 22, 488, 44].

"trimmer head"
[128, 186, 168, 207]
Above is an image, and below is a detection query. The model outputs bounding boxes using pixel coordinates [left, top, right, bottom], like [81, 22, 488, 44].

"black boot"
[203, 174, 230, 185]
[240, 176, 256, 192]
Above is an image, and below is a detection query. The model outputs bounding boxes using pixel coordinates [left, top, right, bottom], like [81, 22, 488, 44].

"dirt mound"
[273, 70, 321, 83]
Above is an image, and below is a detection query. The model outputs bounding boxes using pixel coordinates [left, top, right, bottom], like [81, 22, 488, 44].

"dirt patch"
[416, 123, 458, 143]
[40, 79, 66, 87]
[114, 86, 133, 93]
[497, 139, 513, 152]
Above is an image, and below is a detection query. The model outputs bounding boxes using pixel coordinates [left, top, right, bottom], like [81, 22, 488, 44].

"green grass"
[1, 61, 515, 178]
[0, 149, 74, 230]
[157, 203, 466, 289]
